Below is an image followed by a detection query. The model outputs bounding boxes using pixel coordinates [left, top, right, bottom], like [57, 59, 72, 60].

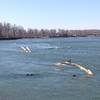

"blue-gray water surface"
[0, 37, 100, 100]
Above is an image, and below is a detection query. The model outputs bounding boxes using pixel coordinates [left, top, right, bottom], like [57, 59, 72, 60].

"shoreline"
[0, 35, 100, 40]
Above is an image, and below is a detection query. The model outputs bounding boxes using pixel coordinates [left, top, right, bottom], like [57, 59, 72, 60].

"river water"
[0, 37, 100, 100]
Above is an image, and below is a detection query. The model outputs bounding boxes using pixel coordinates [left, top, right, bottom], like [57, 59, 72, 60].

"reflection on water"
[0, 37, 100, 100]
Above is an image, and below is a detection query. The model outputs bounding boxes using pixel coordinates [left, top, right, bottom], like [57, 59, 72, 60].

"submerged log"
[55, 61, 94, 76]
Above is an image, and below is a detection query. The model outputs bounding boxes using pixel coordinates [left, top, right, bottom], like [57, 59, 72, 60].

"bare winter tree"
[0, 22, 100, 39]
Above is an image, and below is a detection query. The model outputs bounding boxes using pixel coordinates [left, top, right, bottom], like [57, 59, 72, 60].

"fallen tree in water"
[55, 61, 94, 77]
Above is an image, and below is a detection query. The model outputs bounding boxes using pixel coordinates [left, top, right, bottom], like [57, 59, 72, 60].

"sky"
[0, 0, 100, 29]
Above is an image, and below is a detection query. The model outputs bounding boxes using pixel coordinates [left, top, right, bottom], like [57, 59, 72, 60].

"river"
[0, 37, 100, 100]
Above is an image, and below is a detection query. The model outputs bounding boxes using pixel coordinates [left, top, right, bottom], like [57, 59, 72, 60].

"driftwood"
[55, 61, 94, 76]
